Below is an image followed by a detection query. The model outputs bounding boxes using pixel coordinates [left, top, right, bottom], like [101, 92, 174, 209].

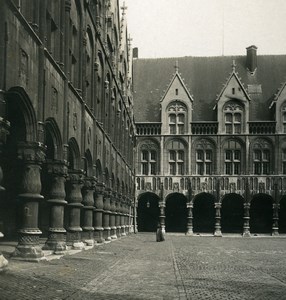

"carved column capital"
[96, 181, 105, 195]
[46, 160, 68, 177]
[17, 142, 46, 164]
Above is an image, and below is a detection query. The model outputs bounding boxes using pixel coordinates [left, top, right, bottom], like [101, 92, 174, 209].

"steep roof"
[132, 55, 286, 122]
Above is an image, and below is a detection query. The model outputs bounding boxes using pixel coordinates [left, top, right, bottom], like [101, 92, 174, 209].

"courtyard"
[0, 234, 286, 299]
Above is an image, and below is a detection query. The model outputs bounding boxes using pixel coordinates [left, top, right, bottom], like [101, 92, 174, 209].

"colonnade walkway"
[1, 233, 286, 299]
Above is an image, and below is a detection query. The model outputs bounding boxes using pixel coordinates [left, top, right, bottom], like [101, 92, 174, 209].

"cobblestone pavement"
[1, 234, 286, 299]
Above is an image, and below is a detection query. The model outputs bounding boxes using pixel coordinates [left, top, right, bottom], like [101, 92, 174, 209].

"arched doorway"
[165, 193, 187, 232]
[193, 193, 215, 233]
[137, 192, 160, 232]
[279, 196, 286, 233]
[250, 194, 273, 234]
[221, 194, 244, 233]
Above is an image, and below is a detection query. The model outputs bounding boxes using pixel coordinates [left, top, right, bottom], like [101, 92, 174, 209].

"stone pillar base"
[103, 228, 111, 242]
[94, 229, 105, 243]
[43, 231, 67, 254]
[121, 226, 126, 236]
[214, 230, 222, 237]
[116, 227, 121, 237]
[243, 231, 251, 237]
[272, 228, 279, 236]
[67, 231, 84, 250]
[111, 227, 117, 239]
[82, 230, 95, 246]
[0, 254, 8, 271]
[12, 244, 45, 262]
[185, 229, 193, 236]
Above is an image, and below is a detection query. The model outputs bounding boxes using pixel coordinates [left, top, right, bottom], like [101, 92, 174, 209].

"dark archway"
[250, 194, 273, 234]
[165, 193, 187, 232]
[221, 193, 244, 233]
[279, 196, 286, 233]
[137, 192, 160, 232]
[193, 193, 215, 233]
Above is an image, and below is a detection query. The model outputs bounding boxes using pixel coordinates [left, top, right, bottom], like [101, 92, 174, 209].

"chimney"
[133, 47, 138, 59]
[246, 45, 257, 73]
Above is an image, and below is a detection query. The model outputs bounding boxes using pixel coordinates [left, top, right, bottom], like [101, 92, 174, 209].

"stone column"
[115, 195, 121, 237]
[159, 202, 166, 234]
[243, 202, 251, 237]
[110, 192, 117, 239]
[186, 201, 193, 236]
[43, 160, 68, 254]
[121, 197, 126, 236]
[12, 142, 46, 261]
[93, 182, 105, 243]
[129, 202, 134, 234]
[65, 171, 84, 249]
[214, 202, 222, 237]
[82, 177, 96, 246]
[103, 188, 111, 242]
[272, 203, 279, 236]
[0, 102, 9, 268]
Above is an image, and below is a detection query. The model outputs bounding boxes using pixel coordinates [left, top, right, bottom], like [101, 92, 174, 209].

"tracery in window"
[167, 140, 186, 175]
[223, 101, 243, 134]
[167, 101, 187, 134]
[224, 140, 242, 175]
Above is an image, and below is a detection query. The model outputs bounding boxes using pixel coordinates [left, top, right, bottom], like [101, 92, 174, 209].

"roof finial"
[174, 60, 179, 73]
[121, 1, 128, 16]
[232, 59, 236, 72]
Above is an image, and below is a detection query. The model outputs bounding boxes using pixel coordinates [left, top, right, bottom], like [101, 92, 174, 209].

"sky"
[119, 0, 286, 58]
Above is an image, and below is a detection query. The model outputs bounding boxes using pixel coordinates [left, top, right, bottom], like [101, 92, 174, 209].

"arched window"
[167, 140, 186, 175]
[252, 139, 272, 175]
[195, 139, 214, 175]
[224, 140, 242, 175]
[223, 101, 243, 134]
[140, 141, 159, 175]
[167, 101, 187, 134]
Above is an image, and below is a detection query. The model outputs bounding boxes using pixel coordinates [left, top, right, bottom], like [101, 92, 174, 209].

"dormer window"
[167, 101, 187, 134]
[281, 104, 286, 133]
[223, 101, 243, 134]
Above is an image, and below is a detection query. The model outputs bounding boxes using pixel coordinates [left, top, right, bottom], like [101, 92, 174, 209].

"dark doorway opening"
[193, 193, 215, 233]
[221, 194, 244, 233]
[137, 193, 160, 232]
[165, 193, 187, 232]
[279, 196, 286, 233]
[250, 194, 273, 234]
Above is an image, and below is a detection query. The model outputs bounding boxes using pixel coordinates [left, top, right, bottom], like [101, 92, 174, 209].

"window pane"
[178, 114, 185, 123]
[234, 150, 241, 161]
[178, 150, 184, 161]
[234, 124, 241, 134]
[283, 112, 286, 121]
[197, 163, 204, 175]
[150, 163, 156, 175]
[169, 124, 176, 134]
[142, 163, 148, 175]
[169, 114, 176, 123]
[178, 124, 184, 134]
[205, 163, 212, 175]
[169, 150, 176, 161]
[225, 113, 232, 123]
[170, 163, 176, 175]
[205, 150, 212, 161]
[197, 150, 203, 161]
[225, 150, 232, 160]
[263, 150, 270, 161]
[142, 150, 148, 161]
[254, 162, 261, 175]
[150, 150, 156, 161]
[225, 162, 232, 175]
[262, 162, 269, 175]
[283, 162, 286, 174]
[234, 163, 240, 175]
[226, 124, 232, 134]
[283, 149, 286, 160]
[254, 150, 261, 161]
[177, 163, 184, 175]
[234, 113, 241, 122]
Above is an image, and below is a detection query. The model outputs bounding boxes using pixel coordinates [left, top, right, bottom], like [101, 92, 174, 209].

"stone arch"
[193, 193, 216, 233]
[137, 192, 160, 232]
[68, 138, 81, 170]
[45, 118, 63, 160]
[221, 193, 244, 233]
[250, 193, 273, 234]
[165, 193, 188, 233]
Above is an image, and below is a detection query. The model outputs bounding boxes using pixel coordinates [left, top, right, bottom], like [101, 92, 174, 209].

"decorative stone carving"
[214, 202, 222, 237]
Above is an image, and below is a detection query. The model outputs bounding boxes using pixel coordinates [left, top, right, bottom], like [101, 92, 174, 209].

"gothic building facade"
[0, 0, 135, 268]
[133, 46, 286, 236]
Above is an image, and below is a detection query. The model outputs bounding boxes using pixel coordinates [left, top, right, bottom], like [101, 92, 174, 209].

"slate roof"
[132, 54, 286, 122]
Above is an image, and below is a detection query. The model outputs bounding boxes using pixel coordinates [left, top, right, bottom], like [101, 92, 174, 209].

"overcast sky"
[119, 0, 286, 58]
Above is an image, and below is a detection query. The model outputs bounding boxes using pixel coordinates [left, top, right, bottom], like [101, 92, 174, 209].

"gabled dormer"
[161, 62, 193, 135]
[215, 61, 251, 134]
[270, 81, 286, 133]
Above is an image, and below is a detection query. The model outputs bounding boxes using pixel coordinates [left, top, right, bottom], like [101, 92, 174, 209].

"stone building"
[0, 0, 136, 268]
[133, 46, 286, 236]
